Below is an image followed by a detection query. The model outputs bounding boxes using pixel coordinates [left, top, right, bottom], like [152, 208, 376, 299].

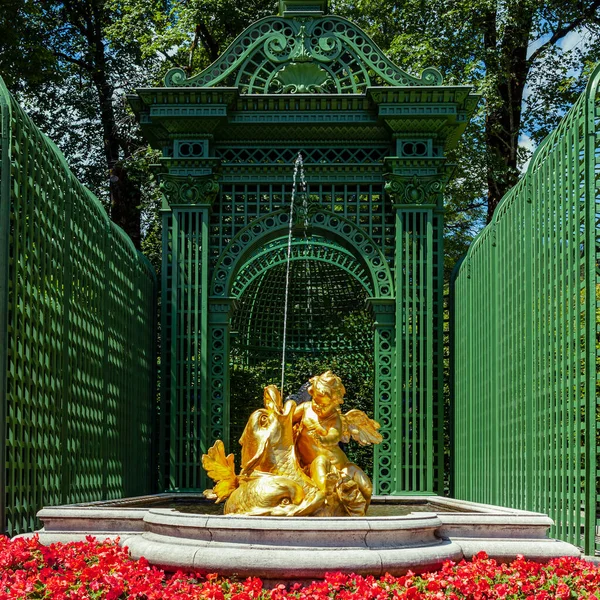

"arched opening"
[228, 235, 376, 475]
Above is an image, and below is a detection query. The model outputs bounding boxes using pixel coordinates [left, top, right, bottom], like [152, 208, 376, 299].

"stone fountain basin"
[25, 495, 580, 580]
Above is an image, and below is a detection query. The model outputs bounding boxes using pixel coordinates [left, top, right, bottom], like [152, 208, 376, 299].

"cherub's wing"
[340, 410, 383, 446]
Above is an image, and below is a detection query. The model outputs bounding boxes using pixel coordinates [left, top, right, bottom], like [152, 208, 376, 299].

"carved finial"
[291, 25, 312, 62]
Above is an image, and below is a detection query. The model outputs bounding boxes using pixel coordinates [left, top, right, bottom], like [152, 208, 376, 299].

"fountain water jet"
[280, 152, 307, 395]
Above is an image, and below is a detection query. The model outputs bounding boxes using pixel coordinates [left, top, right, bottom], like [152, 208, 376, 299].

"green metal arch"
[231, 238, 374, 299]
[164, 15, 442, 91]
[211, 209, 394, 299]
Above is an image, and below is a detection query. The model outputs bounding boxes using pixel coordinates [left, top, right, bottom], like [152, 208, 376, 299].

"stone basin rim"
[24, 493, 583, 574]
[141, 510, 444, 539]
[144, 507, 442, 522]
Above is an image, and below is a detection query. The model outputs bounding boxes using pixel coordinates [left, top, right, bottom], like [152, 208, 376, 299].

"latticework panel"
[372, 320, 395, 494]
[229, 256, 374, 456]
[452, 64, 600, 554]
[431, 211, 445, 494]
[216, 145, 390, 166]
[210, 182, 394, 266]
[232, 257, 371, 363]
[0, 80, 157, 535]
[231, 237, 373, 299]
[396, 209, 434, 493]
[161, 208, 210, 491]
[163, 181, 393, 490]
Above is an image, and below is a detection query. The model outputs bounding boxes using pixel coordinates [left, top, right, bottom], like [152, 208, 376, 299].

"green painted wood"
[162, 15, 443, 92]
[0, 77, 157, 536]
[452, 63, 600, 554]
[0, 80, 11, 535]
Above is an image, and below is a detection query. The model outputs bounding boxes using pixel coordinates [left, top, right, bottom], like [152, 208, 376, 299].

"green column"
[367, 298, 396, 496]
[159, 174, 219, 491]
[385, 172, 442, 494]
[207, 297, 238, 488]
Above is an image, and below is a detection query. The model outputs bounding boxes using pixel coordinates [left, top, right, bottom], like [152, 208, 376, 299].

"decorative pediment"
[164, 16, 443, 93]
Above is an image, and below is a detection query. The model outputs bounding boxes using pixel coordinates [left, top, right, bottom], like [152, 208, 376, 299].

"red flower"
[0, 536, 599, 599]
[556, 582, 572, 599]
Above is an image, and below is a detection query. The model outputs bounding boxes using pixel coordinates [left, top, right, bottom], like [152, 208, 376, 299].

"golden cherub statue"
[202, 371, 382, 517]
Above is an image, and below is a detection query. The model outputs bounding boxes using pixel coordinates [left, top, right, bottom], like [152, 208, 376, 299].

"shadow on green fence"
[0, 78, 157, 537]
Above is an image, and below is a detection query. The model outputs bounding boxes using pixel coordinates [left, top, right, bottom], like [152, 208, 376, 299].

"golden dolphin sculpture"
[202, 372, 382, 517]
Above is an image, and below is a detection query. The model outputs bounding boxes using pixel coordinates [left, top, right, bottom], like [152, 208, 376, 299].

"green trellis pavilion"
[1, 0, 597, 553]
[129, 0, 478, 495]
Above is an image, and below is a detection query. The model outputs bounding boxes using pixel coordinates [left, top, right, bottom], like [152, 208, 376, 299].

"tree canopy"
[1, 0, 598, 264]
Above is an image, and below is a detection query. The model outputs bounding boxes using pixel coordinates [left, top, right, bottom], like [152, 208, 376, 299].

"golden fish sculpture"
[202, 371, 382, 517]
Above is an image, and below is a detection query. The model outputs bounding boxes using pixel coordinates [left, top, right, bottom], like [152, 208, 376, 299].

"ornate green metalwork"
[0, 77, 157, 536]
[368, 298, 396, 495]
[131, 2, 478, 495]
[160, 174, 220, 208]
[231, 239, 373, 298]
[279, 0, 328, 16]
[208, 299, 236, 451]
[211, 209, 393, 298]
[216, 145, 390, 166]
[452, 64, 600, 554]
[163, 15, 443, 93]
[384, 174, 443, 206]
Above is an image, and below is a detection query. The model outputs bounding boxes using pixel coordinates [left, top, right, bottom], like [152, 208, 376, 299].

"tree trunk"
[88, 6, 141, 248]
[110, 164, 142, 247]
[484, 3, 533, 223]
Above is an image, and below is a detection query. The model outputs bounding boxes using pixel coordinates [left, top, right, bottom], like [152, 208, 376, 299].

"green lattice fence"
[0, 78, 157, 536]
[452, 65, 600, 554]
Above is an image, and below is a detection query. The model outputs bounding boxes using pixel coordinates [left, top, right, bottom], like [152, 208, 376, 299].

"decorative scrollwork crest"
[310, 34, 342, 62]
[270, 61, 334, 93]
[163, 15, 444, 92]
[160, 174, 220, 207]
[384, 174, 443, 205]
[164, 68, 187, 87]
[264, 32, 293, 63]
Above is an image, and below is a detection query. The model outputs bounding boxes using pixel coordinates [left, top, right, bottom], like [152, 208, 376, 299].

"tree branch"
[527, 0, 600, 66]
[61, 0, 93, 38]
[188, 24, 202, 74]
[156, 49, 180, 68]
[53, 50, 93, 71]
[196, 19, 220, 63]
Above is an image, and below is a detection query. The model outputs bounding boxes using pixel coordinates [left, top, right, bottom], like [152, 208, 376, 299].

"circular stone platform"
[121, 509, 462, 579]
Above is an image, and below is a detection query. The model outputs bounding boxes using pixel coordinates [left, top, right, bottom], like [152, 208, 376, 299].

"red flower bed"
[0, 536, 598, 599]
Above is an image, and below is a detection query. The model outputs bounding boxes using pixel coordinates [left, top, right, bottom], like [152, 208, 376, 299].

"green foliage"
[0, 0, 58, 93]
[5, 0, 599, 262]
[106, 0, 275, 83]
[334, 0, 600, 228]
